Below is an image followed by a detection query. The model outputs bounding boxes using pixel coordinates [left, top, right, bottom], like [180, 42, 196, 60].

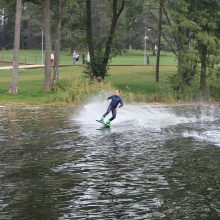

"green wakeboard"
[96, 119, 111, 128]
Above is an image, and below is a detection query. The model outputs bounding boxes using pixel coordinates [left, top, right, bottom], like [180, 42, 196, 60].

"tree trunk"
[2, 8, 7, 49]
[86, 0, 97, 79]
[9, 0, 22, 94]
[43, 0, 52, 91]
[86, 0, 124, 80]
[101, 0, 125, 78]
[53, 0, 62, 85]
[177, 26, 188, 88]
[101, 18, 118, 77]
[200, 45, 207, 91]
[149, 9, 178, 56]
[155, 0, 162, 83]
[86, 1, 95, 59]
[152, 44, 156, 56]
[177, 48, 184, 81]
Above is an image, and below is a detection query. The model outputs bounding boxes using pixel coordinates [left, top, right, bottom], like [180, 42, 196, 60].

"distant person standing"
[50, 53, 54, 66]
[87, 52, 90, 64]
[82, 52, 86, 64]
[72, 50, 77, 64]
[76, 52, 80, 64]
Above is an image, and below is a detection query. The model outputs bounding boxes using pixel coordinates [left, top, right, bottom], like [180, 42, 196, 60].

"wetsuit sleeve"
[118, 98, 123, 108]
[107, 96, 113, 100]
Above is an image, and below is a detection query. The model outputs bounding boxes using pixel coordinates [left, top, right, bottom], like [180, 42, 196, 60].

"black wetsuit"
[102, 95, 123, 121]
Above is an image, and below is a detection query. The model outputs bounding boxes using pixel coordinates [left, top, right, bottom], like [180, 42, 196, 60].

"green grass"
[111, 50, 177, 65]
[107, 66, 176, 102]
[0, 67, 81, 105]
[0, 65, 176, 105]
[0, 49, 177, 65]
[0, 50, 43, 64]
[108, 66, 174, 93]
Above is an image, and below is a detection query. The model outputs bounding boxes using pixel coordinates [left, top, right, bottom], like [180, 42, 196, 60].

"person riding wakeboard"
[99, 90, 123, 126]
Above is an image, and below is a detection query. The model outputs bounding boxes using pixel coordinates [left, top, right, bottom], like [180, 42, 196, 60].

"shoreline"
[0, 101, 219, 109]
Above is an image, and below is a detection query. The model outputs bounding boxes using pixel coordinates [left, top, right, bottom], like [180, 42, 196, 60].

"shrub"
[54, 77, 115, 105]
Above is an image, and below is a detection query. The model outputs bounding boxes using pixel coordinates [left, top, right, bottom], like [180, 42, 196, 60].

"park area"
[1, 49, 220, 106]
[0, 50, 178, 105]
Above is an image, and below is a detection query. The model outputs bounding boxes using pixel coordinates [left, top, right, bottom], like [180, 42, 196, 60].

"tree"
[52, 0, 78, 84]
[0, 1, 45, 50]
[86, 0, 95, 71]
[162, 0, 219, 97]
[21, 2, 43, 49]
[53, 0, 62, 85]
[101, 0, 125, 77]
[9, 0, 22, 94]
[155, 0, 163, 82]
[0, 1, 16, 49]
[192, 0, 220, 92]
[86, 0, 125, 80]
[163, 0, 199, 91]
[43, 0, 52, 91]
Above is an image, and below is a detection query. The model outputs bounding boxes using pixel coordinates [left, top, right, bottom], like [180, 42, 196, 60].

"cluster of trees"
[165, 0, 220, 94]
[0, 0, 219, 97]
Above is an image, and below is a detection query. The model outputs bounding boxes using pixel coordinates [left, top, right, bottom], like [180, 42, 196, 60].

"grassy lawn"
[0, 49, 177, 65]
[108, 66, 175, 97]
[111, 50, 177, 65]
[0, 65, 177, 105]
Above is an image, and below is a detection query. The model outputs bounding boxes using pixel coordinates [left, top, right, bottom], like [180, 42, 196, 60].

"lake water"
[0, 100, 219, 219]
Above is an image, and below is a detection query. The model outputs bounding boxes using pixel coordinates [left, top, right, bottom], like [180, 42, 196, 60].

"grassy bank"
[0, 65, 177, 105]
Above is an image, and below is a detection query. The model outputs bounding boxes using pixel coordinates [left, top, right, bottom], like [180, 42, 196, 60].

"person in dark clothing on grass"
[100, 90, 123, 126]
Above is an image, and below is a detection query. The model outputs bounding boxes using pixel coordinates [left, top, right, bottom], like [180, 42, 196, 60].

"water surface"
[0, 103, 219, 219]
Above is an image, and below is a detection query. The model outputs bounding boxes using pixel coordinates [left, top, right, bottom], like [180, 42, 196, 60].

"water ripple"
[0, 105, 219, 219]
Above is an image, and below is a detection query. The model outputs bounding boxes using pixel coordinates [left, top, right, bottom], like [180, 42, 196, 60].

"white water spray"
[72, 95, 220, 146]
[73, 95, 218, 130]
[183, 130, 220, 147]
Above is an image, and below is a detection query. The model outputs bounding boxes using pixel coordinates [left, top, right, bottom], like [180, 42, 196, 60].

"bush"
[83, 56, 109, 80]
[54, 77, 115, 105]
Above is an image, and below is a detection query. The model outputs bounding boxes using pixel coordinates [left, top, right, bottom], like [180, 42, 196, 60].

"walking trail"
[0, 64, 44, 71]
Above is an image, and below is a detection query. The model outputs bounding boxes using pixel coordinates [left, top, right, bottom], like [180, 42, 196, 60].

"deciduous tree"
[9, 0, 22, 94]
[53, 0, 62, 85]
[86, 0, 125, 80]
[43, 0, 52, 91]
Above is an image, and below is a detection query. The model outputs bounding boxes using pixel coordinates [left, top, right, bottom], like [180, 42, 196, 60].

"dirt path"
[0, 64, 44, 71]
